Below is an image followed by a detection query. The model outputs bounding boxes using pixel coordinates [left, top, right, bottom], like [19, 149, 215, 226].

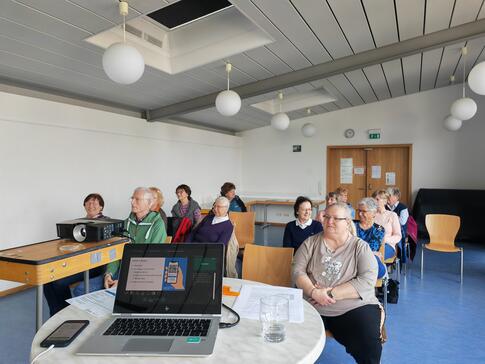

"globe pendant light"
[301, 109, 316, 137]
[271, 92, 290, 130]
[468, 61, 485, 95]
[450, 47, 477, 121]
[102, 1, 145, 85]
[443, 115, 462, 131]
[215, 62, 241, 116]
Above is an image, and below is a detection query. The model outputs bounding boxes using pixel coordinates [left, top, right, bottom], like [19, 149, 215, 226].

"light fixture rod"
[119, 1, 129, 43]
[225, 62, 232, 91]
[462, 46, 467, 98]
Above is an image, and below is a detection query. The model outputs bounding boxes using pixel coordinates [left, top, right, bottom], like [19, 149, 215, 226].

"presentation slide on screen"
[126, 257, 187, 291]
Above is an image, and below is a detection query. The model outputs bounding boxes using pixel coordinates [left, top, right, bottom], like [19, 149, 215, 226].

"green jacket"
[106, 211, 167, 275]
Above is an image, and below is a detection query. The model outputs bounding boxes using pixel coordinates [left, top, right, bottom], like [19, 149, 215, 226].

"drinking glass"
[259, 295, 289, 343]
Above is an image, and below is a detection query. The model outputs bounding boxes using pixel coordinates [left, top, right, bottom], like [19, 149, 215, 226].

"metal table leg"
[84, 270, 90, 294]
[36, 285, 43, 331]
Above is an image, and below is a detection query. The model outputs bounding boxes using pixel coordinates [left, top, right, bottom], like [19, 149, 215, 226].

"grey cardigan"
[292, 233, 379, 317]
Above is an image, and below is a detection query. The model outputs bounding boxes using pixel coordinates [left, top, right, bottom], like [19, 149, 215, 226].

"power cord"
[219, 303, 240, 329]
[31, 344, 54, 364]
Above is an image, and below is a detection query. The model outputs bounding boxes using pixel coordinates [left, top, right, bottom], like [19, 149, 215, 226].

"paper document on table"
[232, 285, 304, 323]
[66, 287, 116, 318]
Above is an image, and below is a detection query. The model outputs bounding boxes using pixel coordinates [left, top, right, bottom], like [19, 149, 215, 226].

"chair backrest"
[242, 244, 294, 287]
[165, 236, 172, 243]
[425, 214, 461, 246]
[229, 211, 255, 248]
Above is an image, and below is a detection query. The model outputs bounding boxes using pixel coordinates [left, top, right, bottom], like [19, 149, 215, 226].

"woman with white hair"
[187, 196, 233, 246]
[355, 197, 387, 279]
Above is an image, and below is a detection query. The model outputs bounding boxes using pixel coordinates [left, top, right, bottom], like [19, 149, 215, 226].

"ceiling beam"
[147, 18, 485, 121]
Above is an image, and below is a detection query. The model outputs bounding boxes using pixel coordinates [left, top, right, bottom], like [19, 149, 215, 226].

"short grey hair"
[386, 187, 401, 198]
[358, 197, 378, 213]
[134, 187, 154, 203]
[326, 202, 352, 219]
[214, 196, 230, 207]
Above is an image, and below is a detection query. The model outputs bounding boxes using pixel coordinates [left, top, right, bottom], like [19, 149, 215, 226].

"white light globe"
[102, 43, 145, 85]
[271, 112, 290, 130]
[450, 97, 477, 120]
[468, 61, 485, 95]
[215, 90, 241, 116]
[301, 122, 316, 137]
[443, 115, 462, 131]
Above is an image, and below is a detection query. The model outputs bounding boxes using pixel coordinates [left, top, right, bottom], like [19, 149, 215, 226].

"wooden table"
[0, 237, 128, 331]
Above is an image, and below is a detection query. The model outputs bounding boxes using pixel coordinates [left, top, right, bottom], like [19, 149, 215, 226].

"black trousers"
[322, 304, 382, 364]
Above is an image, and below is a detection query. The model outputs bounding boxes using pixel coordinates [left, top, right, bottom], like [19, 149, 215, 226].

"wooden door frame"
[326, 144, 413, 206]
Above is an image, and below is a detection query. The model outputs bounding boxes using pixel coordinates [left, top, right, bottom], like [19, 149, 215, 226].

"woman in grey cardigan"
[292, 202, 384, 364]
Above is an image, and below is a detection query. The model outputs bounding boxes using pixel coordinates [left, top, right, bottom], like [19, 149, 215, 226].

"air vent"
[144, 34, 163, 48]
[147, 0, 232, 30]
[125, 24, 142, 38]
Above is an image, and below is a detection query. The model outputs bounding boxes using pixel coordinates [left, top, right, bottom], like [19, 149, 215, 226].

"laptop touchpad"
[123, 338, 173, 353]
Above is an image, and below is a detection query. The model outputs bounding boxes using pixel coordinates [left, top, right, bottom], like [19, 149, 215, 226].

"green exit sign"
[368, 129, 381, 140]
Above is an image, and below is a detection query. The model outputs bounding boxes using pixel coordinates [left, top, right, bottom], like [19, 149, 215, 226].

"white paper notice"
[354, 167, 365, 175]
[386, 172, 396, 185]
[66, 287, 116, 318]
[340, 158, 353, 184]
[371, 165, 381, 179]
[232, 285, 304, 323]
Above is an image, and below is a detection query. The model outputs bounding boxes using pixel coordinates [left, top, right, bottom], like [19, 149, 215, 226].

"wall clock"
[344, 128, 355, 138]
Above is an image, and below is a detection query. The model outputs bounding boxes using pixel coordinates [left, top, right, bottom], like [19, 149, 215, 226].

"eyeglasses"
[357, 209, 370, 214]
[130, 197, 147, 202]
[323, 215, 347, 222]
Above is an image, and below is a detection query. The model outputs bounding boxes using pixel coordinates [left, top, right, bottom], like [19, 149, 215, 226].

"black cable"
[219, 303, 240, 329]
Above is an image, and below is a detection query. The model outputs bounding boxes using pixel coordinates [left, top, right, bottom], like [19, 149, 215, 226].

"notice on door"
[371, 165, 381, 179]
[386, 172, 396, 186]
[354, 167, 365, 175]
[340, 158, 353, 184]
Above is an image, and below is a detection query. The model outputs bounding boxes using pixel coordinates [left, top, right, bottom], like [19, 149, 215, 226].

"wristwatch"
[328, 289, 334, 299]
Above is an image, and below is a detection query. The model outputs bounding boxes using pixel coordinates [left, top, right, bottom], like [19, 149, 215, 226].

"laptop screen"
[113, 243, 224, 315]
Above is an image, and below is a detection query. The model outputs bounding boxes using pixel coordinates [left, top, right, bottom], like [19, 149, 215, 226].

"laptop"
[77, 243, 224, 356]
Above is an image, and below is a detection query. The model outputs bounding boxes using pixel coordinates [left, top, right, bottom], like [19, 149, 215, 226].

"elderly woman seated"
[355, 198, 387, 279]
[283, 196, 323, 251]
[293, 202, 384, 364]
[373, 189, 402, 260]
[188, 196, 234, 245]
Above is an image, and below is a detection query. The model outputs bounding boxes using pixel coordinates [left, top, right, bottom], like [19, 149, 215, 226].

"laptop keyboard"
[103, 318, 211, 337]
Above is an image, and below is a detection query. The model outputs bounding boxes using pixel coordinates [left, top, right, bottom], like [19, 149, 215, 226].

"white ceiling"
[1, 0, 485, 133]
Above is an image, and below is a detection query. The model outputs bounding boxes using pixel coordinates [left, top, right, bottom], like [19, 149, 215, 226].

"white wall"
[239, 84, 485, 199]
[0, 91, 242, 291]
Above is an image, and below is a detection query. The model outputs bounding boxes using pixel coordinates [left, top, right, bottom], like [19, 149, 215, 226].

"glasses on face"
[358, 209, 370, 214]
[299, 208, 312, 213]
[130, 197, 147, 202]
[323, 215, 347, 222]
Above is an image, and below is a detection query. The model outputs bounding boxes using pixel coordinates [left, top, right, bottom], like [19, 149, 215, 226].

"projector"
[56, 218, 124, 242]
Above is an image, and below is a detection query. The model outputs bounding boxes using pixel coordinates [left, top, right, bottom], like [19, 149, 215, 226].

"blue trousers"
[73, 269, 118, 297]
[384, 244, 396, 260]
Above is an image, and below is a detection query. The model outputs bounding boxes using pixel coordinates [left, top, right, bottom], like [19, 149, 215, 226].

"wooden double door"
[327, 145, 412, 208]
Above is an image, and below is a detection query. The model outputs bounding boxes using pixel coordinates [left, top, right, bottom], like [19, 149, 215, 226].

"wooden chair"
[229, 211, 255, 249]
[241, 244, 294, 287]
[165, 236, 172, 243]
[422, 214, 463, 283]
[376, 243, 388, 311]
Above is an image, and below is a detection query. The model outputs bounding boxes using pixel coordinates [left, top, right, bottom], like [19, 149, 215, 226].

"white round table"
[31, 278, 325, 363]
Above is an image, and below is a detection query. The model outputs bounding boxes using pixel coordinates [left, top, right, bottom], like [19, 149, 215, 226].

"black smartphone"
[40, 320, 89, 347]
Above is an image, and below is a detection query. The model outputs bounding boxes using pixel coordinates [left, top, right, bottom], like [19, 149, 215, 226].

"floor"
[1, 225, 484, 363]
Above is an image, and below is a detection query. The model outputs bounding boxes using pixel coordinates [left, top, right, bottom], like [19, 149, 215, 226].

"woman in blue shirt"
[220, 182, 247, 212]
[354, 197, 386, 278]
[283, 196, 323, 251]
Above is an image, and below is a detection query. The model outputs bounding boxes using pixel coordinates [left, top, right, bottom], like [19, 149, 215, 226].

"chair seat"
[384, 255, 396, 264]
[375, 279, 383, 288]
[425, 243, 461, 253]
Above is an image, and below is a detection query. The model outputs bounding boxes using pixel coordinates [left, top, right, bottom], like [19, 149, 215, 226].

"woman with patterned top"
[355, 197, 387, 279]
[373, 189, 402, 260]
[293, 203, 384, 364]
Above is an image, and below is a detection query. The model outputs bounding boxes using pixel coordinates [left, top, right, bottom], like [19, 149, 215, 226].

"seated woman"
[336, 187, 356, 219]
[221, 182, 247, 212]
[283, 196, 323, 250]
[171, 184, 202, 233]
[188, 197, 234, 246]
[292, 203, 384, 364]
[373, 189, 402, 260]
[149, 186, 168, 230]
[44, 193, 107, 316]
[316, 192, 338, 224]
[355, 198, 387, 279]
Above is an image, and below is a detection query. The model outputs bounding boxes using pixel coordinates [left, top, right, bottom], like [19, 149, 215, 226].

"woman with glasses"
[355, 198, 387, 279]
[283, 196, 323, 251]
[171, 184, 202, 234]
[293, 203, 383, 364]
[373, 189, 402, 260]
